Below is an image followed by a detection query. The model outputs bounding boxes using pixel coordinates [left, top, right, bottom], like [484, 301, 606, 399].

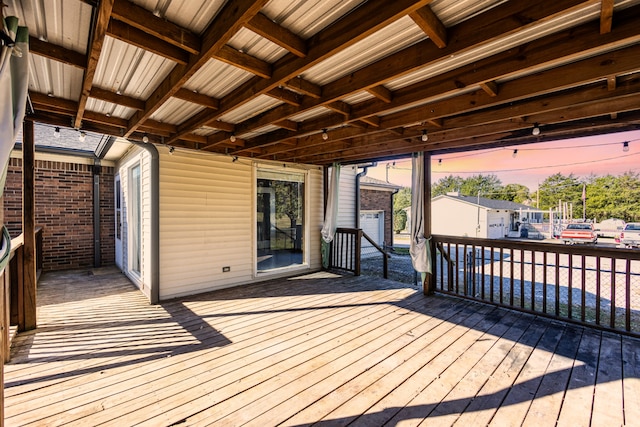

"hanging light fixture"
[532, 123, 540, 136]
[421, 129, 428, 142]
[623, 141, 630, 152]
[54, 127, 60, 138]
[78, 131, 86, 142]
[230, 133, 236, 143]
[512, 149, 518, 158]
[142, 133, 149, 143]
[322, 129, 328, 140]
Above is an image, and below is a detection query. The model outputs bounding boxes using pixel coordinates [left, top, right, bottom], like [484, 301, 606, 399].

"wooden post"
[22, 121, 36, 331]
[423, 152, 434, 295]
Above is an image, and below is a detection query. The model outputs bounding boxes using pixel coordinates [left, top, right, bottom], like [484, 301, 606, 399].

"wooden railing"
[1, 227, 43, 362]
[329, 228, 390, 278]
[432, 235, 640, 336]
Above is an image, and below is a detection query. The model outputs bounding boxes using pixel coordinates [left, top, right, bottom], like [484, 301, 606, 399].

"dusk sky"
[367, 129, 640, 192]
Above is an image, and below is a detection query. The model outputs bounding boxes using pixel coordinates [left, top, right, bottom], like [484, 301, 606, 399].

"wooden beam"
[75, 0, 114, 129]
[607, 75, 617, 91]
[366, 85, 392, 103]
[359, 115, 380, 127]
[246, 12, 307, 57]
[326, 101, 351, 116]
[600, 0, 614, 34]
[29, 37, 86, 69]
[125, 0, 268, 137]
[285, 78, 322, 98]
[169, 0, 433, 142]
[213, 45, 271, 78]
[29, 92, 78, 114]
[111, 0, 200, 54]
[266, 87, 301, 106]
[274, 120, 298, 131]
[106, 19, 189, 64]
[205, 120, 236, 132]
[22, 121, 37, 332]
[173, 88, 220, 109]
[480, 81, 499, 97]
[89, 87, 146, 110]
[409, 5, 447, 48]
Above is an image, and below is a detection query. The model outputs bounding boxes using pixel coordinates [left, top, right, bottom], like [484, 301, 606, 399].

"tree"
[273, 181, 303, 228]
[459, 174, 502, 197]
[393, 187, 411, 213]
[587, 172, 640, 222]
[432, 175, 464, 197]
[537, 173, 583, 218]
[496, 183, 531, 204]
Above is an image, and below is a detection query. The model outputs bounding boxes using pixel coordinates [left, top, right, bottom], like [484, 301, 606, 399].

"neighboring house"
[426, 193, 544, 239]
[360, 176, 401, 249]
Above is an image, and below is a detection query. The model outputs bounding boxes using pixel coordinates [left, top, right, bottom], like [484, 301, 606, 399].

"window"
[256, 168, 306, 272]
[129, 164, 141, 275]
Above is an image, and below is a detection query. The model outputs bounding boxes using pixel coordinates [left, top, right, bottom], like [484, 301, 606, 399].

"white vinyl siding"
[328, 165, 357, 229]
[158, 149, 324, 299]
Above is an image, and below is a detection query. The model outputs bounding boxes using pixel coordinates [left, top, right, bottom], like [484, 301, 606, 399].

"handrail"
[431, 234, 640, 337]
[328, 228, 391, 279]
[361, 230, 391, 279]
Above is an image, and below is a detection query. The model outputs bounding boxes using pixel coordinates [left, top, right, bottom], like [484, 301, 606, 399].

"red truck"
[560, 223, 598, 245]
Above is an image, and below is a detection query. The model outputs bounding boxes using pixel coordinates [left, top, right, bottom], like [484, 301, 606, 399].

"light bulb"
[512, 149, 518, 158]
[142, 133, 149, 143]
[322, 129, 328, 140]
[230, 133, 236, 143]
[532, 123, 540, 136]
[421, 129, 428, 142]
[78, 131, 86, 142]
[623, 141, 630, 152]
[438, 159, 442, 166]
[54, 127, 60, 138]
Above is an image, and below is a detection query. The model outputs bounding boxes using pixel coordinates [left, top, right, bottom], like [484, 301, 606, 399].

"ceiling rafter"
[213, 45, 272, 79]
[409, 4, 447, 48]
[106, 19, 189, 64]
[245, 12, 307, 57]
[167, 0, 434, 143]
[600, 0, 615, 34]
[74, 0, 115, 129]
[29, 37, 86, 69]
[124, 0, 269, 138]
[172, 89, 220, 110]
[225, 0, 605, 149]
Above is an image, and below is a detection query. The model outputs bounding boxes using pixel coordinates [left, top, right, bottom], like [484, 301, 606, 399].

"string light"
[78, 131, 86, 142]
[142, 133, 149, 143]
[54, 127, 60, 138]
[438, 159, 442, 166]
[532, 123, 540, 136]
[421, 129, 428, 142]
[623, 141, 630, 152]
[322, 129, 328, 140]
[230, 133, 236, 143]
[512, 149, 518, 158]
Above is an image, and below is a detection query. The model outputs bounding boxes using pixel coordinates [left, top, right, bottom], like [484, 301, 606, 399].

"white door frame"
[115, 173, 123, 269]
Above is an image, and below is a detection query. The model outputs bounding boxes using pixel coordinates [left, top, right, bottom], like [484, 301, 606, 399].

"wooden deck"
[4, 268, 639, 426]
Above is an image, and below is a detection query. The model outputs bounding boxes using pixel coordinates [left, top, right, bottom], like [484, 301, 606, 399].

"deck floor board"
[4, 269, 638, 426]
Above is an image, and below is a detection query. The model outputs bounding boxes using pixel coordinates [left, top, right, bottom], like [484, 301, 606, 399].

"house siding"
[156, 148, 324, 300]
[3, 154, 115, 271]
[432, 197, 486, 237]
[332, 165, 357, 229]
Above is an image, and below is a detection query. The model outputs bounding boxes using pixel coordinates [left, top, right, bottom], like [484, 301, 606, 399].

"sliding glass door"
[256, 168, 305, 272]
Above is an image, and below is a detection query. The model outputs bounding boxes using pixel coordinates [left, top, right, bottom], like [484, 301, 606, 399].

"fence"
[432, 235, 640, 336]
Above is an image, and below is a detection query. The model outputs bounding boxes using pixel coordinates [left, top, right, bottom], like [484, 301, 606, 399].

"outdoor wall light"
[169, 146, 175, 154]
[54, 127, 60, 138]
[421, 129, 428, 142]
[532, 123, 540, 136]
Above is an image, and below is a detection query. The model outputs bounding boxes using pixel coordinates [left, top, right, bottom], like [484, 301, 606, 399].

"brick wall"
[4, 157, 115, 271]
[361, 188, 394, 246]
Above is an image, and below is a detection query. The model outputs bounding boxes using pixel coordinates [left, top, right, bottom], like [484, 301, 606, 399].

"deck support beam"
[22, 121, 37, 331]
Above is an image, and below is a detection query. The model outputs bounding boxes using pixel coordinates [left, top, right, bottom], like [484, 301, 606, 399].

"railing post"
[354, 229, 362, 276]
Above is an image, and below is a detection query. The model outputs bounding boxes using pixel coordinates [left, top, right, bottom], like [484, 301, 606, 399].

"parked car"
[620, 222, 640, 248]
[560, 222, 598, 245]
